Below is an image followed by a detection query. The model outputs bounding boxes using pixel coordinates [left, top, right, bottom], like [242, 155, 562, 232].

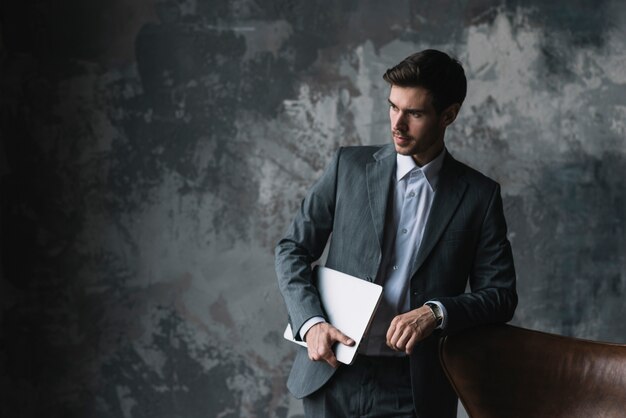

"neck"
[412, 140, 445, 167]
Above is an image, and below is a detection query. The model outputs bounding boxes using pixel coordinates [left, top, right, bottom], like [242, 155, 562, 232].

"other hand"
[304, 322, 355, 368]
[386, 306, 436, 354]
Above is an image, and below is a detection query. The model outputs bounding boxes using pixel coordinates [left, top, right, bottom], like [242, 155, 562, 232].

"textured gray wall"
[1, 1, 625, 417]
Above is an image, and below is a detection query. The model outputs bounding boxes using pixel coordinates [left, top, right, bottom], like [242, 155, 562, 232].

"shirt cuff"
[426, 300, 448, 330]
[299, 316, 326, 340]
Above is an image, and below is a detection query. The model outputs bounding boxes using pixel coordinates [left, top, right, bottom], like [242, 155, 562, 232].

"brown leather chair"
[439, 324, 626, 417]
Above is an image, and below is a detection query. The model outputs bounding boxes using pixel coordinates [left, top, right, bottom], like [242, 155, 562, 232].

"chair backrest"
[439, 324, 626, 418]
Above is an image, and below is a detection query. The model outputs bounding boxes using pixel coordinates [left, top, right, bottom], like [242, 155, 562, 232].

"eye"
[408, 111, 422, 118]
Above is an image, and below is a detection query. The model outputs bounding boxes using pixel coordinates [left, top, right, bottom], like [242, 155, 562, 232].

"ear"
[440, 103, 461, 127]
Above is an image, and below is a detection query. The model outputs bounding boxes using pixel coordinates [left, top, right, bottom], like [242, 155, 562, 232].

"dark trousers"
[303, 355, 416, 418]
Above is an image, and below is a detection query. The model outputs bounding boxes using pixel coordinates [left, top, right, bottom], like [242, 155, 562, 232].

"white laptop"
[283, 266, 383, 365]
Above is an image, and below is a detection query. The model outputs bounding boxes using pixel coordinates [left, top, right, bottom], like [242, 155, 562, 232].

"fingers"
[386, 317, 398, 347]
[386, 316, 412, 350]
[404, 333, 419, 355]
[320, 349, 340, 368]
[307, 343, 338, 367]
[306, 324, 354, 368]
[387, 323, 417, 352]
[386, 308, 435, 352]
[332, 328, 355, 347]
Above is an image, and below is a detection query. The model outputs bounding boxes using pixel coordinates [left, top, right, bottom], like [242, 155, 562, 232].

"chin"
[394, 144, 417, 156]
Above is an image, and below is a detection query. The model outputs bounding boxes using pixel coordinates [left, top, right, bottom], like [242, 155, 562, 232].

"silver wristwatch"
[425, 302, 443, 327]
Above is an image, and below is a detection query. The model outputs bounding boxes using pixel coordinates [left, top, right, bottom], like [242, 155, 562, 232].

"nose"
[392, 111, 407, 132]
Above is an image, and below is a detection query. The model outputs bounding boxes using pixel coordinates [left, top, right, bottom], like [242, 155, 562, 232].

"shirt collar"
[396, 148, 446, 191]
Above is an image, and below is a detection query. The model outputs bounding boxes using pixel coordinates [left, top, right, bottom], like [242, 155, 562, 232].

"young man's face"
[388, 85, 446, 166]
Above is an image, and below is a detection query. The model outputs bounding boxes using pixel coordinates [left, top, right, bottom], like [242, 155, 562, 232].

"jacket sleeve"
[436, 183, 518, 335]
[275, 148, 342, 339]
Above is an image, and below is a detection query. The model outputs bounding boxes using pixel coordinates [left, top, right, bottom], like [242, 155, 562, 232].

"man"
[275, 49, 517, 418]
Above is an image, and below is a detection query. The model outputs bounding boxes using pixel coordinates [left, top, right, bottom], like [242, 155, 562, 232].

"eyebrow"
[387, 99, 427, 113]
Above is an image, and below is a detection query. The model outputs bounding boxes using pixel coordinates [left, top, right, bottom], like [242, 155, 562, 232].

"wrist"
[300, 316, 326, 341]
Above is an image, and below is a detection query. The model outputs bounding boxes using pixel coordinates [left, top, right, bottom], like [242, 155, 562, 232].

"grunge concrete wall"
[1, 1, 625, 417]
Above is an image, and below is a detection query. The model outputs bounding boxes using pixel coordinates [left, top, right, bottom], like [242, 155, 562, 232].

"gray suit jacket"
[275, 144, 517, 418]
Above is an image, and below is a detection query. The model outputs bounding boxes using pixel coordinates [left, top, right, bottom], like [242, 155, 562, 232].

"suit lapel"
[366, 145, 396, 251]
[410, 153, 467, 277]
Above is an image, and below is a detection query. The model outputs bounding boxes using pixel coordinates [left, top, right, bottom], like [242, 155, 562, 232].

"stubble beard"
[392, 131, 420, 155]
[392, 131, 444, 163]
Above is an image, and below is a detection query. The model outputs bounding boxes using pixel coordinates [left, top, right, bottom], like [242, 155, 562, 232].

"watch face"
[427, 303, 443, 324]
[435, 309, 443, 320]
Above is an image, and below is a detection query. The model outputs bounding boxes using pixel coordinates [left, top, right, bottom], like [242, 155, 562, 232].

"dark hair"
[383, 49, 467, 113]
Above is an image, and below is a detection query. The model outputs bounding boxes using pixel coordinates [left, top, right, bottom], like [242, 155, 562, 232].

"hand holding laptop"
[283, 266, 383, 365]
[304, 322, 355, 368]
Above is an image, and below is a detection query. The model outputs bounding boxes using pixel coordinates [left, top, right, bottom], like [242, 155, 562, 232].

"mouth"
[393, 134, 412, 145]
